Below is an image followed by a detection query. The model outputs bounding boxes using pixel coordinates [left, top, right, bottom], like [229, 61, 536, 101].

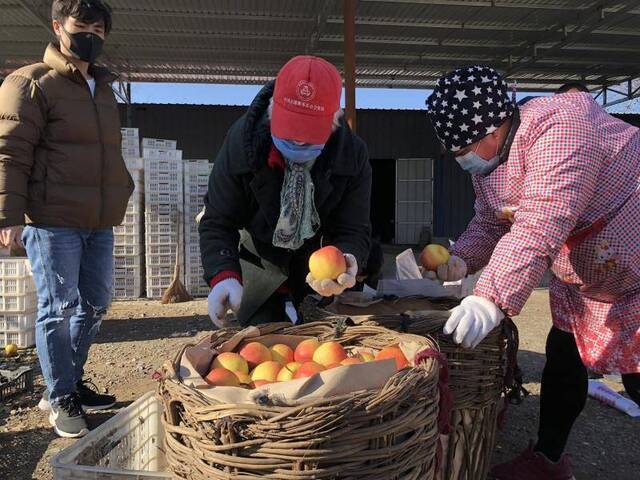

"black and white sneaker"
[77, 379, 116, 411]
[49, 394, 89, 438]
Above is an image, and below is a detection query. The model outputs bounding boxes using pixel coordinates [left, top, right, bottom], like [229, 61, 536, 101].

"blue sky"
[131, 82, 432, 109]
[130, 82, 636, 112]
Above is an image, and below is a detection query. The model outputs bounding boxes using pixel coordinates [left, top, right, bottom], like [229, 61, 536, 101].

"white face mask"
[455, 137, 500, 175]
[456, 151, 500, 175]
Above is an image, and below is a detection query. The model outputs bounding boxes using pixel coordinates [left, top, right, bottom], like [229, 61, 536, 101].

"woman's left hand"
[306, 253, 358, 297]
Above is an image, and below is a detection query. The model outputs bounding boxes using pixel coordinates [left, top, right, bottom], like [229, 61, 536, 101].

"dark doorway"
[370, 158, 396, 243]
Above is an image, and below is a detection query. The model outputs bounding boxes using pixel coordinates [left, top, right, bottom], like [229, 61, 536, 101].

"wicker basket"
[159, 321, 445, 480]
[301, 297, 514, 480]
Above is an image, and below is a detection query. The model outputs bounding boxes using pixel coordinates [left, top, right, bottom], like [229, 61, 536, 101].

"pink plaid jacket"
[451, 93, 640, 373]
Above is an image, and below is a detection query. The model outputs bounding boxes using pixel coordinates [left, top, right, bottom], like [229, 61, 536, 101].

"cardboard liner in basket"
[159, 321, 445, 480]
[179, 325, 430, 406]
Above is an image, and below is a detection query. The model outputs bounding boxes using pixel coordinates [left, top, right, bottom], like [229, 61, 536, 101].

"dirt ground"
[0, 289, 638, 479]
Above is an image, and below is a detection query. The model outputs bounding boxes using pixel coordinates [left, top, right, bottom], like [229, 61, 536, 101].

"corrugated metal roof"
[2, 0, 640, 91]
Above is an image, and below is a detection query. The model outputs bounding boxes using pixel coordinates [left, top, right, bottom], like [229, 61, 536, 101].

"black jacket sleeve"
[329, 138, 372, 272]
[199, 129, 249, 284]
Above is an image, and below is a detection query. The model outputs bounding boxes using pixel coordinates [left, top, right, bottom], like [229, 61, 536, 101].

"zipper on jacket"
[86, 78, 105, 228]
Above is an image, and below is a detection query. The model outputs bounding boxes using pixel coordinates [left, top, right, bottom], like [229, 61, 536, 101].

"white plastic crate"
[184, 171, 210, 183]
[114, 265, 143, 278]
[113, 286, 143, 300]
[145, 244, 174, 256]
[126, 198, 143, 215]
[186, 284, 209, 298]
[0, 312, 36, 332]
[184, 193, 205, 206]
[113, 223, 141, 236]
[130, 169, 144, 183]
[0, 258, 31, 278]
[114, 233, 143, 247]
[184, 242, 201, 258]
[185, 183, 207, 196]
[146, 191, 182, 205]
[0, 328, 35, 348]
[144, 181, 183, 195]
[121, 127, 139, 138]
[145, 234, 177, 246]
[0, 293, 37, 313]
[146, 265, 176, 278]
[146, 287, 168, 299]
[184, 263, 204, 278]
[119, 211, 141, 225]
[51, 391, 169, 479]
[142, 138, 177, 150]
[183, 233, 200, 247]
[0, 276, 35, 296]
[146, 275, 175, 289]
[114, 244, 142, 257]
[145, 254, 176, 267]
[146, 222, 180, 235]
[144, 158, 182, 173]
[143, 149, 182, 161]
[121, 137, 139, 149]
[124, 157, 144, 171]
[114, 276, 142, 290]
[145, 212, 178, 226]
[146, 202, 181, 215]
[114, 255, 143, 269]
[146, 170, 182, 184]
[122, 146, 140, 158]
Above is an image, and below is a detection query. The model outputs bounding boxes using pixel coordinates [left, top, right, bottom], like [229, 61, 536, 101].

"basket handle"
[414, 348, 453, 436]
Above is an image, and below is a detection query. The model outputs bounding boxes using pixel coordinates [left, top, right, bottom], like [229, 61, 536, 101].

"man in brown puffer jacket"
[0, 0, 132, 438]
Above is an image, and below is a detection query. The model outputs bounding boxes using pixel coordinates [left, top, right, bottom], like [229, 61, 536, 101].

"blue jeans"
[22, 226, 114, 402]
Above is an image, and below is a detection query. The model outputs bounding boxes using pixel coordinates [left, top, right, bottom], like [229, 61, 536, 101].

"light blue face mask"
[272, 135, 325, 164]
[456, 151, 500, 175]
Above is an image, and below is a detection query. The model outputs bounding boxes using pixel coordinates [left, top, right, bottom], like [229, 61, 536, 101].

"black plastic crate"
[0, 366, 34, 401]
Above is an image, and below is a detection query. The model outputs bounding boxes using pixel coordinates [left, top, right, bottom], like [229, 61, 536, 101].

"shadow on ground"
[94, 315, 212, 344]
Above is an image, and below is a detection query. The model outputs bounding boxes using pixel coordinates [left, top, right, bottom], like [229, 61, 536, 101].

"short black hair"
[52, 0, 113, 35]
[556, 82, 589, 94]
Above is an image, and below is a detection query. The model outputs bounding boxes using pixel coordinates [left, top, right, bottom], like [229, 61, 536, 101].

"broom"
[161, 211, 192, 304]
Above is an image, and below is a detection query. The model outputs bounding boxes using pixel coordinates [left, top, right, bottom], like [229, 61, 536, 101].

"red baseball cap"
[271, 55, 343, 145]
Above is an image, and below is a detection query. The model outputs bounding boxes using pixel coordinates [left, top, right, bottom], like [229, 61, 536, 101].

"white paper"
[396, 249, 423, 280]
[588, 380, 640, 418]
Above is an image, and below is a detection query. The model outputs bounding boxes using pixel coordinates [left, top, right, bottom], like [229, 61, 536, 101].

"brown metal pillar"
[343, 0, 357, 132]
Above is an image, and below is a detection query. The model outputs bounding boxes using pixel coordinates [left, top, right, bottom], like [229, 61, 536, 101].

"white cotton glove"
[208, 279, 243, 329]
[306, 253, 358, 297]
[437, 255, 468, 282]
[443, 295, 504, 349]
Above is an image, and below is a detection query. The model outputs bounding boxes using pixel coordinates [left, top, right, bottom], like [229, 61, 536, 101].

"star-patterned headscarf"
[426, 65, 515, 152]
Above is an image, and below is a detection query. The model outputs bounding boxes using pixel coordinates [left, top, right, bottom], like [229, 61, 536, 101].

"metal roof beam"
[327, 16, 640, 39]
[361, 0, 596, 11]
[110, 8, 313, 23]
[505, 0, 639, 75]
[363, 0, 640, 15]
[306, 0, 334, 54]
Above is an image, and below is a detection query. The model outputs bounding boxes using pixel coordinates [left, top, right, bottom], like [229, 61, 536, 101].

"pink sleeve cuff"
[209, 270, 242, 289]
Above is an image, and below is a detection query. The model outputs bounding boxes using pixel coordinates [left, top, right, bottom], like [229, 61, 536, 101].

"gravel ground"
[0, 290, 638, 479]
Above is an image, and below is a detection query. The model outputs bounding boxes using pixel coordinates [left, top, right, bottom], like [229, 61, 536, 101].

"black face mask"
[61, 26, 104, 63]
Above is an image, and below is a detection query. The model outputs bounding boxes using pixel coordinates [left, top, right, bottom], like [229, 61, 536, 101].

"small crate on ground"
[0, 367, 34, 401]
[51, 391, 169, 479]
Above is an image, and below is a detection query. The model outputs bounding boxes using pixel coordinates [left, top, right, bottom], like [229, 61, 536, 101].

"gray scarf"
[272, 160, 320, 250]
